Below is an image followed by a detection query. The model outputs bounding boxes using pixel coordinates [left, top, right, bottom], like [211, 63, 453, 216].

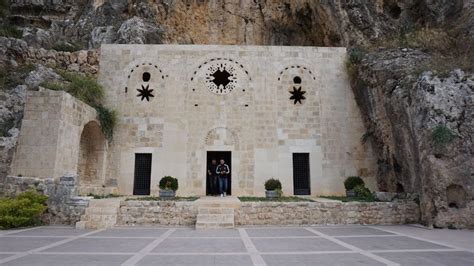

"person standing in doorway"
[207, 159, 218, 195]
[216, 159, 230, 197]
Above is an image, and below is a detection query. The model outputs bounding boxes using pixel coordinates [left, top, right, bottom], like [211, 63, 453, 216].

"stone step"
[195, 222, 234, 229]
[198, 207, 234, 214]
[75, 198, 122, 229]
[196, 214, 234, 223]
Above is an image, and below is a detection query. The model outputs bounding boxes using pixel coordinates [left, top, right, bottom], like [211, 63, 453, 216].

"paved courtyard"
[0, 225, 472, 266]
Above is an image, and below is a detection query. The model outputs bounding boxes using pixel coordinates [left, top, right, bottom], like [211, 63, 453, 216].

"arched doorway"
[77, 121, 106, 192]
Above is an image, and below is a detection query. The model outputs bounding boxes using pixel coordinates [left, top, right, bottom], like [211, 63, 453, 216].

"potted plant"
[159, 176, 178, 199]
[344, 176, 364, 197]
[264, 178, 282, 199]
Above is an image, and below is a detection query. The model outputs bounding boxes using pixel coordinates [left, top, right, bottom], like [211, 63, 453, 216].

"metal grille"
[133, 153, 152, 195]
[293, 153, 310, 195]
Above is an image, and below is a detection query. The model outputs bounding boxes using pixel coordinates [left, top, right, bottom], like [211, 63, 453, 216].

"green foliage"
[0, 190, 48, 229]
[0, 64, 36, 90]
[159, 176, 179, 191]
[0, 0, 8, 18]
[125, 196, 198, 201]
[95, 106, 117, 143]
[238, 196, 314, 202]
[361, 131, 372, 144]
[432, 125, 457, 146]
[348, 47, 366, 65]
[318, 195, 375, 202]
[0, 23, 22, 38]
[86, 193, 121, 199]
[52, 42, 82, 53]
[264, 178, 282, 191]
[40, 81, 64, 91]
[52, 70, 117, 142]
[353, 185, 374, 201]
[0, 117, 15, 137]
[344, 176, 365, 190]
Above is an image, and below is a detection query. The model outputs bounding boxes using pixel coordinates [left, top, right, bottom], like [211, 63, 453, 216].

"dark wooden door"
[133, 153, 152, 195]
[293, 153, 310, 195]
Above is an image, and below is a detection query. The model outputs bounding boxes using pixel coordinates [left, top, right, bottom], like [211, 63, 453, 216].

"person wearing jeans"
[216, 159, 230, 197]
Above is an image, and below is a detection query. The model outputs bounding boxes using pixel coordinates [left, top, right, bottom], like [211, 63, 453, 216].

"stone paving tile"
[246, 228, 318, 237]
[0, 237, 67, 252]
[88, 228, 168, 238]
[137, 254, 253, 266]
[152, 238, 247, 253]
[170, 228, 240, 238]
[8, 227, 92, 237]
[2, 254, 132, 266]
[262, 253, 384, 266]
[252, 237, 349, 252]
[42, 238, 154, 253]
[337, 236, 452, 250]
[313, 227, 395, 236]
[0, 254, 16, 260]
[377, 251, 474, 266]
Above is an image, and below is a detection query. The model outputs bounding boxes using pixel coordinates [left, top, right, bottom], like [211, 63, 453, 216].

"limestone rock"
[374, 192, 397, 202]
[116, 17, 163, 44]
[24, 64, 62, 89]
[351, 48, 473, 228]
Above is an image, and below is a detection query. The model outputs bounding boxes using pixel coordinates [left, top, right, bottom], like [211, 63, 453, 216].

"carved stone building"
[10, 45, 377, 197]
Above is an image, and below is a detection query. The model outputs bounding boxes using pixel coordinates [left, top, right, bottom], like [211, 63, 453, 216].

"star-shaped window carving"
[211, 69, 232, 88]
[136, 85, 154, 102]
[289, 86, 306, 104]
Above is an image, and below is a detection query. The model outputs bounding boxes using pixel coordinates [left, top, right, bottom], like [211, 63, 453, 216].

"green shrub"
[159, 176, 178, 191]
[344, 176, 365, 190]
[0, 190, 48, 229]
[95, 106, 117, 143]
[40, 81, 64, 91]
[264, 178, 282, 191]
[52, 42, 82, 53]
[0, 23, 22, 38]
[0, 117, 15, 137]
[354, 185, 374, 200]
[52, 70, 117, 142]
[432, 125, 457, 146]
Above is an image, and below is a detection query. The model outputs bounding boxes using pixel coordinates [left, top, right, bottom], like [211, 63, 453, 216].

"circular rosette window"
[205, 62, 238, 95]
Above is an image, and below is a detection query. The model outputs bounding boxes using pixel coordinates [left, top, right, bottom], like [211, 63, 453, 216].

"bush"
[52, 42, 82, 53]
[432, 125, 457, 146]
[159, 176, 178, 191]
[0, 190, 48, 229]
[0, 23, 22, 38]
[344, 176, 365, 190]
[264, 178, 282, 191]
[354, 185, 374, 200]
[95, 106, 118, 143]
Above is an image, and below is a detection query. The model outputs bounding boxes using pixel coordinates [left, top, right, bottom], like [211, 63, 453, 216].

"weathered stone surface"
[351, 48, 473, 229]
[24, 64, 62, 89]
[116, 17, 163, 44]
[0, 175, 88, 225]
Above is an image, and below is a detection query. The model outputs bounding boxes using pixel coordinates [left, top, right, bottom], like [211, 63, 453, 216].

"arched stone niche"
[446, 184, 468, 209]
[77, 121, 107, 190]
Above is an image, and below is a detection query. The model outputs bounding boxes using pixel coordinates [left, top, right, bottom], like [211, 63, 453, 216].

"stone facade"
[234, 201, 420, 226]
[9, 45, 376, 197]
[0, 175, 89, 225]
[98, 45, 376, 197]
[117, 200, 198, 226]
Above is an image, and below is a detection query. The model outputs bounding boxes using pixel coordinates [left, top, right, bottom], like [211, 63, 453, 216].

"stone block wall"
[117, 200, 198, 226]
[234, 201, 420, 226]
[0, 175, 89, 225]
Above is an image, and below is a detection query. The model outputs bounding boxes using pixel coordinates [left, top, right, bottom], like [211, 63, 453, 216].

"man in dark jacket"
[216, 159, 230, 197]
[207, 159, 218, 195]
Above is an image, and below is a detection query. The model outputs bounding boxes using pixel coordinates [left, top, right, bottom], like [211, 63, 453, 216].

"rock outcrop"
[351, 48, 473, 228]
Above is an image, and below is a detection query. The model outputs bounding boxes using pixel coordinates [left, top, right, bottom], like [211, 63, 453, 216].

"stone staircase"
[75, 198, 122, 229]
[195, 196, 241, 229]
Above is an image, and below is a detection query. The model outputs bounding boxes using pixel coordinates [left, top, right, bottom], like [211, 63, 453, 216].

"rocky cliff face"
[350, 48, 473, 228]
[0, 0, 473, 227]
[6, 0, 472, 48]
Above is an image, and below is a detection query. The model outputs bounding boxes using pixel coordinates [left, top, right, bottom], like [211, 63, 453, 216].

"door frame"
[206, 151, 232, 195]
[292, 152, 311, 195]
[133, 153, 152, 195]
